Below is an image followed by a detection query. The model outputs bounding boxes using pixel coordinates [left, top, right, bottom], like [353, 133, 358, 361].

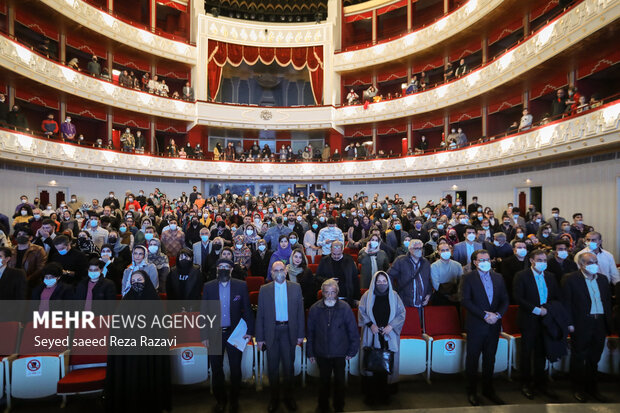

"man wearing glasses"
[574, 232, 619, 286]
[388, 239, 432, 310]
[562, 252, 613, 403]
[460, 249, 509, 406]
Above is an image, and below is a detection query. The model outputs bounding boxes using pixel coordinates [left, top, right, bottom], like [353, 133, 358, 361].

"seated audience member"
[74, 258, 116, 314]
[499, 240, 530, 302]
[358, 234, 389, 289]
[315, 241, 360, 307]
[484, 232, 513, 263]
[10, 228, 46, 283]
[0, 247, 27, 300]
[546, 240, 578, 285]
[147, 238, 171, 293]
[430, 243, 463, 305]
[100, 243, 126, 293]
[51, 235, 88, 285]
[32, 262, 73, 312]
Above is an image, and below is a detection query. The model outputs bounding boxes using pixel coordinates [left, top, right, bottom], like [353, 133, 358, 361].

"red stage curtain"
[207, 41, 324, 104]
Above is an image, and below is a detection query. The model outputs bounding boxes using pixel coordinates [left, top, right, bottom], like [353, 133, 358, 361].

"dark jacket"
[31, 281, 74, 313]
[315, 255, 360, 306]
[250, 249, 273, 279]
[200, 279, 255, 341]
[540, 301, 569, 362]
[387, 254, 432, 307]
[0, 267, 27, 300]
[50, 248, 88, 285]
[513, 268, 561, 329]
[499, 254, 529, 303]
[73, 277, 117, 315]
[306, 299, 360, 359]
[166, 264, 203, 309]
[460, 269, 509, 333]
[546, 253, 578, 285]
[562, 271, 612, 333]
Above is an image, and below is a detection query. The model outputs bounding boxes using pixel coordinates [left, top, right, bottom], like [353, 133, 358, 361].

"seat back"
[308, 264, 319, 274]
[402, 307, 422, 336]
[170, 312, 203, 344]
[249, 291, 259, 306]
[245, 276, 264, 293]
[70, 317, 110, 366]
[0, 321, 21, 356]
[314, 255, 322, 264]
[501, 305, 519, 335]
[20, 322, 69, 354]
[424, 306, 461, 336]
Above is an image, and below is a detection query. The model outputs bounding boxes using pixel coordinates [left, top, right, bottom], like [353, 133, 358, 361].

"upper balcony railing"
[40, 0, 197, 64]
[1, 100, 618, 180]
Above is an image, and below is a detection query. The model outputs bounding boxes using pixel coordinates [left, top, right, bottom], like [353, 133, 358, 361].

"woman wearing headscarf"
[118, 222, 134, 250]
[167, 248, 202, 311]
[232, 234, 252, 269]
[213, 142, 222, 160]
[242, 223, 261, 252]
[287, 248, 316, 309]
[287, 232, 305, 255]
[99, 243, 126, 294]
[250, 238, 273, 279]
[121, 245, 159, 296]
[358, 234, 390, 289]
[303, 219, 322, 260]
[60, 209, 79, 237]
[76, 230, 98, 255]
[147, 238, 170, 293]
[358, 271, 405, 405]
[347, 217, 366, 250]
[105, 270, 171, 413]
[107, 229, 132, 264]
[267, 234, 292, 280]
[446, 228, 459, 247]
[361, 215, 373, 233]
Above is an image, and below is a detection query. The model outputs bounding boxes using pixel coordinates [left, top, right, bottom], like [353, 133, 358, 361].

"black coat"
[499, 255, 529, 303]
[546, 254, 578, 285]
[294, 267, 317, 309]
[50, 248, 88, 285]
[540, 301, 570, 362]
[200, 279, 254, 340]
[513, 268, 561, 330]
[250, 249, 273, 279]
[166, 264, 203, 311]
[306, 299, 360, 359]
[460, 269, 509, 334]
[562, 271, 612, 333]
[73, 277, 117, 315]
[315, 255, 360, 306]
[0, 267, 27, 300]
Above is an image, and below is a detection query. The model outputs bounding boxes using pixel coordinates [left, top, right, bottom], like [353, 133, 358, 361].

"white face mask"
[148, 245, 158, 254]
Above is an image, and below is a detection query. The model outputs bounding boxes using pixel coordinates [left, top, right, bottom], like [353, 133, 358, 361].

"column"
[150, 119, 156, 154]
[407, 118, 412, 149]
[107, 0, 114, 13]
[481, 36, 488, 64]
[406, 0, 412, 31]
[59, 30, 66, 64]
[151, 63, 156, 78]
[372, 127, 377, 156]
[149, 0, 157, 32]
[371, 9, 377, 44]
[7, 1, 15, 38]
[522, 12, 530, 37]
[523, 90, 530, 110]
[106, 50, 113, 79]
[443, 114, 449, 144]
[444, 0, 449, 14]
[481, 104, 488, 138]
[7, 85, 15, 108]
[568, 69, 576, 88]
[106, 110, 113, 143]
[59, 97, 67, 123]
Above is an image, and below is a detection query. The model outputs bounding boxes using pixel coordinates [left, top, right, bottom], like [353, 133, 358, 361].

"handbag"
[363, 333, 394, 374]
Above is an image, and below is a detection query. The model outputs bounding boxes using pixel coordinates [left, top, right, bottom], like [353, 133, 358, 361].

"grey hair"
[321, 278, 340, 294]
[409, 239, 423, 248]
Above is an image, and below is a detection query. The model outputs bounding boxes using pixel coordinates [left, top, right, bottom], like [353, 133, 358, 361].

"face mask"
[214, 244, 222, 251]
[437, 224, 444, 230]
[504, 221, 510, 226]
[466, 233, 476, 242]
[440, 251, 451, 260]
[231, 227, 238, 232]
[312, 224, 319, 230]
[235, 243, 243, 250]
[542, 233, 549, 238]
[517, 233, 524, 239]
[477, 216, 483, 221]
[534, 262, 547, 272]
[516, 248, 527, 258]
[394, 224, 402, 231]
[199, 235, 209, 243]
[513, 214, 519, 218]
[90, 220, 98, 227]
[415, 224, 422, 230]
[20, 210, 27, 216]
[412, 250, 422, 258]
[403, 240, 410, 248]
[460, 219, 468, 225]
[289, 239, 297, 245]
[274, 273, 286, 283]
[493, 240, 500, 247]
[557, 250, 568, 259]
[585, 264, 599, 275]
[101, 252, 112, 258]
[369, 240, 379, 249]
[233, 211, 238, 215]
[131, 282, 145, 294]
[108, 237, 117, 244]
[88, 271, 100, 280]
[143, 233, 154, 242]
[268, 208, 274, 213]
[562, 226, 570, 232]
[33, 214, 41, 220]
[119, 227, 127, 233]
[375, 283, 388, 293]
[319, 217, 326, 223]
[75, 214, 82, 219]
[21, 199, 27, 204]
[477, 261, 491, 272]
[57, 249, 68, 256]
[148, 245, 159, 254]
[577, 220, 583, 226]
[169, 224, 177, 231]
[109, 194, 114, 198]
[258, 244, 266, 252]
[535, 219, 541, 224]
[588, 241, 598, 250]
[46, 206, 52, 210]
[552, 213, 559, 219]
[128, 198, 134, 203]
[44, 278, 57, 287]
[431, 218, 437, 223]
[482, 226, 489, 230]
[392, 214, 398, 219]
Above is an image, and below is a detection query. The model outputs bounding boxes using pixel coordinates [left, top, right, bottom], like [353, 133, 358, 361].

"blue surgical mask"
[312, 224, 318, 230]
[534, 262, 547, 272]
[119, 227, 127, 233]
[201, 235, 209, 242]
[369, 240, 379, 249]
[466, 233, 476, 242]
[431, 218, 437, 223]
[437, 224, 444, 230]
[289, 239, 297, 245]
[403, 240, 410, 248]
[57, 248, 68, 256]
[516, 248, 527, 258]
[585, 264, 599, 275]
[440, 251, 451, 260]
[258, 244, 266, 252]
[477, 261, 491, 272]
[556, 250, 568, 260]
[517, 233, 524, 239]
[88, 271, 100, 280]
[394, 224, 402, 231]
[44, 278, 57, 287]
[145, 233, 154, 241]
[588, 241, 598, 250]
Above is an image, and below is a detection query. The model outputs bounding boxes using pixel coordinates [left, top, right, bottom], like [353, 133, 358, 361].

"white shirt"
[574, 247, 619, 285]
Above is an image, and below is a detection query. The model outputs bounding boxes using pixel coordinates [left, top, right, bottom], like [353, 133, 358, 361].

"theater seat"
[170, 313, 208, 385]
[308, 264, 319, 274]
[8, 322, 69, 409]
[399, 308, 430, 379]
[597, 335, 620, 375]
[500, 305, 520, 379]
[423, 306, 465, 381]
[0, 322, 21, 404]
[57, 318, 109, 405]
[314, 255, 322, 264]
[250, 291, 259, 306]
[245, 276, 264, 293]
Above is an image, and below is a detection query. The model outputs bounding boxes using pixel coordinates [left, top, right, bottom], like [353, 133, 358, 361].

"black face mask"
[131, 282, 145, 294]
[213, 244, 222, 251]
[108, 237, 118, 244]
[16, 235, 29, 245]
[275, 217, 283, 225]
[217, 268, 231, 283]
[177, 259, 192, 273]
[375, 283, 388, 294]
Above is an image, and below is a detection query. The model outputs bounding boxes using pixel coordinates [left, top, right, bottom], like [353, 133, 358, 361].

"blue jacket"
[306, 299, 359, 359]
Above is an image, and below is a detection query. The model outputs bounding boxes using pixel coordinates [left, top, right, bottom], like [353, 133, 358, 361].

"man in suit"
[547, 207, 565, 235]
[513, 249, 561, 400]
[510, 207, 526, 229]
[468, 196, 482, 215]
[547, 240, 577, 285]
[388, 239, 432, 308]
[460, 249, 509, 406]
[453, 226, 482, 266]
[33, 219, 57, 257]
[315, 241, 360, 307]
[256, 261, 305, 413]
[562, 252, 613, 403]
[0, 247, 27, 301]
[499, 240, 530, 303]
[202, 258, 254, 413]
[193, 227, 213, 278]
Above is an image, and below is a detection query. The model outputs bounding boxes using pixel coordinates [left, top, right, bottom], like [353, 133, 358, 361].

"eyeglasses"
[273, 270, 286, 275]
[411, 247, 423, 251]
[477, 258, 491, 263]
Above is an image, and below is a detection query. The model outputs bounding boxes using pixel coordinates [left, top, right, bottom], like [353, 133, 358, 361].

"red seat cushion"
[57, 367, 106, 394]
[430, 334, 463, 341]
